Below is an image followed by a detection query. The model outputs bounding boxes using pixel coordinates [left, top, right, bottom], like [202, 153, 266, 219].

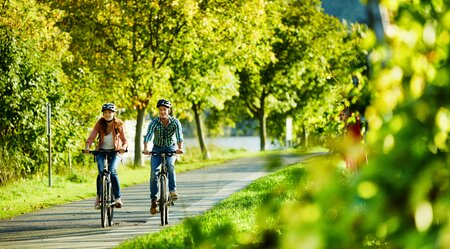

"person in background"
[83, 103, 128, 209]
[143, 99, 184, 215]
[340, 106, 367, 172]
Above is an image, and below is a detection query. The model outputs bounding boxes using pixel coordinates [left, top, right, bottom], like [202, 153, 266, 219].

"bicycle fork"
[101, 170, 115, 207]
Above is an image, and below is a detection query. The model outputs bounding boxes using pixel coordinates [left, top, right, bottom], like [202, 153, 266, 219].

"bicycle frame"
[84, 149, 119, 228]
[151, 151, 176, 226]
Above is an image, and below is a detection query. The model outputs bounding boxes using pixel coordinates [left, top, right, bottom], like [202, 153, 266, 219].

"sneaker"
[170, 191, 179, 200]
[114, 198, 123, 208]
[94, 197, 101, 210]
[150, 199, 157, 215]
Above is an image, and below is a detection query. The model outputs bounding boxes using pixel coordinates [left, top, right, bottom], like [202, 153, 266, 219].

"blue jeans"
[150, 145, 177, 200]
[96, 151, 121, 199]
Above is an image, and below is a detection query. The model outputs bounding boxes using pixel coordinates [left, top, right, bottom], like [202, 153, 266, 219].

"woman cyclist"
[143, 99, 184, 215]
[83, 103, 128, 209]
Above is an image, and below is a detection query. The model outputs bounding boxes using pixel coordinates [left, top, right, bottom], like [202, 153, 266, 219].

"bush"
[66, 172, 88, 183]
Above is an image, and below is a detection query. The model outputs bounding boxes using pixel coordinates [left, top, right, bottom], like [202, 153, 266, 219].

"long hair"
[98, 117, 123, 135]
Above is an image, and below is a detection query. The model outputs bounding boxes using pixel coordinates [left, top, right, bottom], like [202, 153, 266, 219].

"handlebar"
[143, 151, 177, 157]
[82, 149, 128, 155]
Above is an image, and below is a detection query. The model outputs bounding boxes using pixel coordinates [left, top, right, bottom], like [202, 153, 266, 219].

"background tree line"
[0, 0, 367, 183]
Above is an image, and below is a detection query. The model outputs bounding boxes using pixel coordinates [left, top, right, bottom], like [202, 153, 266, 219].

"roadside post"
[46, 102, 52, 187]
[286, 117, 293, 149]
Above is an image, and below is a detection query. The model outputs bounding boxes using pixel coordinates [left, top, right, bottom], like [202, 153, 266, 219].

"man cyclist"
[143, 99, 184, 215]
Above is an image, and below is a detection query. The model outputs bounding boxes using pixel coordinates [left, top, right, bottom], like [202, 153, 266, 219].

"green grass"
[117, 153, 336, 249]
[0, 165, 142, 220]
[0, 147, 260, 220]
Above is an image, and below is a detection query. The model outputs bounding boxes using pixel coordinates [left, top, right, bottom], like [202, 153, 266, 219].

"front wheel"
[164, 201, 169, 225]
[101, 174, 107, 228]
[107, 176, 114, 227]
[159, 175, 168, 226]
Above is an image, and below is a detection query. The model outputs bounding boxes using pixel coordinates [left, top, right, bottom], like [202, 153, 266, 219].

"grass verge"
[117, 152, 339, 249]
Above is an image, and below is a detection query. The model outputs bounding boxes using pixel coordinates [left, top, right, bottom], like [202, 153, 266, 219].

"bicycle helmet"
[101, 103, 117, 112]
[156, 99, 172, 108]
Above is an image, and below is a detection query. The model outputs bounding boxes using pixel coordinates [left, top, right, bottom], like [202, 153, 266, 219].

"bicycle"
[149, 151, 177, 226]
[83, 149, 125, 228]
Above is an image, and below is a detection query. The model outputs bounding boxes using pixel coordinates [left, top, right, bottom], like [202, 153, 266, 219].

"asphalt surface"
[0, 153, 322, 249]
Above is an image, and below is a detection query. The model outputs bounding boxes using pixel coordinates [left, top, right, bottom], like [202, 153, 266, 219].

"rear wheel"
[159, 175, 167, 226]
[101, 174, 107, 228]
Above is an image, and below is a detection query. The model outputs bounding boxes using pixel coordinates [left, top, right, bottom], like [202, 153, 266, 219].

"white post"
[286, 117, 293, 149]
[46, 103, 52, 187]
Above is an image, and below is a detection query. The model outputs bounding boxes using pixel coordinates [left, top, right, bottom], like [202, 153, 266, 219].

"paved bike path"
[0, 153, 323, 249]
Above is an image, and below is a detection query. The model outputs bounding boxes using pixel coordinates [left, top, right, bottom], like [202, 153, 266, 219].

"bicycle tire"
[101, 174, 107, 228]
[107, 176, 114, 226]
[164, 199, 169, 225]
[159, 175, 168, 226]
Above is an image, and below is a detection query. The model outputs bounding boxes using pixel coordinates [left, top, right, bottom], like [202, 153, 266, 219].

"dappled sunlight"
[357, 181, 378, 200]
[409, 74, 425, 98]
[435, 107, 450, 150]
[382, 134, 394, 154]
[414, 201, 433, 233]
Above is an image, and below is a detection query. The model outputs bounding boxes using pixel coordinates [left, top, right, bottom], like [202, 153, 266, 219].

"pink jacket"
[85, 118, 128, 151]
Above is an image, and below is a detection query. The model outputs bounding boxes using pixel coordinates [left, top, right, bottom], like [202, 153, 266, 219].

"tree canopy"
[1, 0, 368, 182]
[0, 0, 71, 182]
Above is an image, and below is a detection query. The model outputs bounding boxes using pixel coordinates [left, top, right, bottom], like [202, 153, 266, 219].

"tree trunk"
[303, 124, 308, 149]
[258, 92, 267, 151]
[192, 103, 210, 159]
[134, 107, 146, 166]
[259, 110, 266, 151]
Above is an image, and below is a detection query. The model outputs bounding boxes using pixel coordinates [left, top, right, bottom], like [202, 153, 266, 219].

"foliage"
[238, 1, 450, 248]
[1, 0, 447, 247]
[0, 0, 368, 181]
[170, 0, 268, 157]
[219, 0, 370, 150]
[350, 0, 450, 247]
[122, 0, 450, 248]
[50, 0, 203, 165]
[267, 16, 369, 149]
[0, 0, 71, 183]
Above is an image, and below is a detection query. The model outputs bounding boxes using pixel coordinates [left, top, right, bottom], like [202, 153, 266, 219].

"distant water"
[183, 136, 280, 152]
[122, 120, 281, 162]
